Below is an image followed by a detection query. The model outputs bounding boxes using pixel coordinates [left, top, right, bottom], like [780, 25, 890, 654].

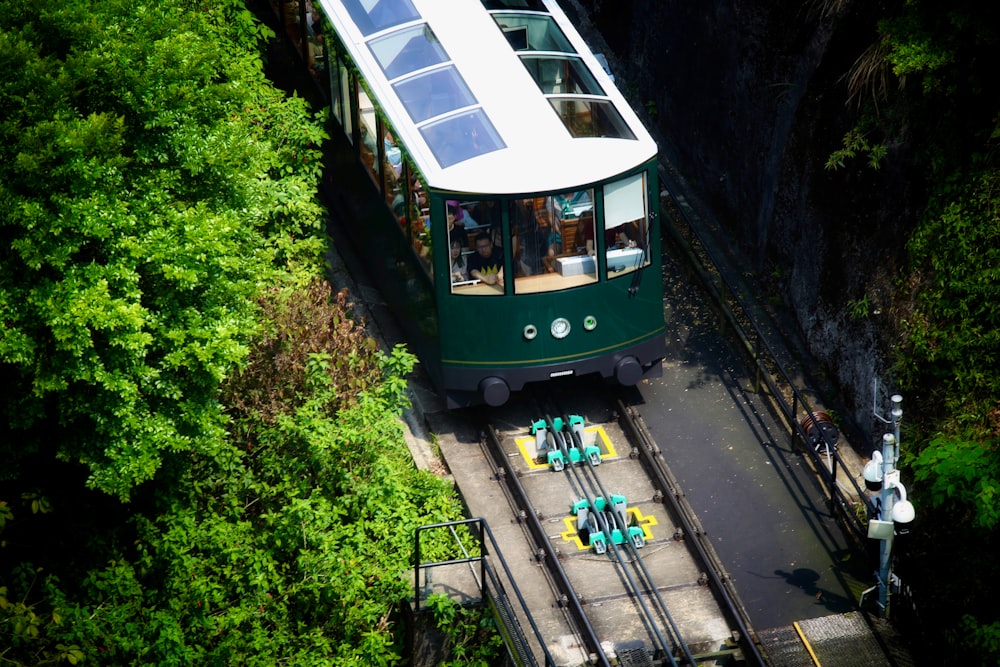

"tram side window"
[281, 0, 322, 63]
[307, 13, 327, 84]
[402, 174, 432, 277]
[383, 131, 403, 200]
[357, 90, 381, 184]
[330, 56, 350, 132]
[603, 173, 649, 278]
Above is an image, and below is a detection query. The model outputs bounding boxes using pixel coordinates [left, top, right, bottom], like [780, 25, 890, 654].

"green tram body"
[304, 0, 666, 406]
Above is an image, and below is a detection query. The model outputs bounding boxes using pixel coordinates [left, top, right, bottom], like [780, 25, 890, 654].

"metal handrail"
[414, 517, 557, 667]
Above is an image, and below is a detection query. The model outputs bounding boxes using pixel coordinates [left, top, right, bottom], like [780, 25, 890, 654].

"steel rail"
[480, 421, 613, 667]
[616, 396, 769, 666]
[561, 412, 699, 667]
[543, 412, 679, 665]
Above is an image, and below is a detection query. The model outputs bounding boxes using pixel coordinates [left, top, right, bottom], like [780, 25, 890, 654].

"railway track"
[432, 384, 767, 666]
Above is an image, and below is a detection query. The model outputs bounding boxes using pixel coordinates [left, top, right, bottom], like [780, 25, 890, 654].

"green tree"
[831, 0, 1000, 660]
[0, 0, 326, 500]
[1, 3, 474, 664]
[1, 283, 464, 665]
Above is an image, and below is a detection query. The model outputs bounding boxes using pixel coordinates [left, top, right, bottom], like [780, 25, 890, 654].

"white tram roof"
[318, 0, 657, 195]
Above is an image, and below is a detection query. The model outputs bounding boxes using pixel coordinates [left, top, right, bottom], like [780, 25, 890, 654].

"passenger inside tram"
[306, 14, 325, 78]
[582, 215, 639, 254]
[384, 133, 403, 178]
[446, 201, 470, 247]
[360, 122, 379, 178]
[450, 238, 469, 283]
[468, 233, 504, 286]
[471, 200, 503, 244]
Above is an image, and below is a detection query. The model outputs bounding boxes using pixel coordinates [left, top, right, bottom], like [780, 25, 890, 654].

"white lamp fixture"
[863, 450, 884, 484]
[891, 483, 916, 524]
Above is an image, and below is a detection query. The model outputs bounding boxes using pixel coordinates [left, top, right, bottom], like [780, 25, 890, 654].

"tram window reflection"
[331, 57, 351, 137]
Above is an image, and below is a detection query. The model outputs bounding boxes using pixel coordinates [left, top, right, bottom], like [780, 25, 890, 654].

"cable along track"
[479, 390, 764, 666]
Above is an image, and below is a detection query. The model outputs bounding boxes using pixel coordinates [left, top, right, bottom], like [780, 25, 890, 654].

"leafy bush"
[0, 1, 468, 664]
[0, 0, 327, 500]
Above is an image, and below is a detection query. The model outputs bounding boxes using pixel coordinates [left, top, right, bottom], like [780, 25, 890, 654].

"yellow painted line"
[515, 426, 617, 470]
[793, 621, 822, 666]
[560, 506, 659, 551]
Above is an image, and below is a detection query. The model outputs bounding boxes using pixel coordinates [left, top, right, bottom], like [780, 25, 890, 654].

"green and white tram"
[303, 0, 665, 406]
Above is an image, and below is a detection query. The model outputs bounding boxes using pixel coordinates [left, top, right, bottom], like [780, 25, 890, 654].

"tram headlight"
[523, 324, 538, 340]
[550, 317, 571, 339]
[583, 315, 598, 331]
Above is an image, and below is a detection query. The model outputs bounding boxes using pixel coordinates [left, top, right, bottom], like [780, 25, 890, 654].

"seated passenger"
[608, 221, 641, 249]
[468, 233, 504, 286]
[582, 215, 639, 254]
[384, 133, 403, 177]
[536, 205, 562, 273]
[450, 239, 469, 283]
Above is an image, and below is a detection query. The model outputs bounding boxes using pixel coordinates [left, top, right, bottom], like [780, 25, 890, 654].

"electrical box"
[868, 519, 894, 540]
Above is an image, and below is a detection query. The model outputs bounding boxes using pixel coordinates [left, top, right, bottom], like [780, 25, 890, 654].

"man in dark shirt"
[467, 233, 504, 286]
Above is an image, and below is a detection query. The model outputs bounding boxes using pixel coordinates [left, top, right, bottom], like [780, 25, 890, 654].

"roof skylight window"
[393, 66, 477, 124]
[342, 0, 420, 37]
[492, 14, 574, 52]
[369, 24, 448, 80]
[549, 99, 635, 139]
[520, 55, 604, 95]
[419, 110, 506, 167]
[481, 0, 547, 10]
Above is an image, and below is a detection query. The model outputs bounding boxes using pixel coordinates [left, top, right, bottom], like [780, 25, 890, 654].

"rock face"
[568, 0, 918, 443]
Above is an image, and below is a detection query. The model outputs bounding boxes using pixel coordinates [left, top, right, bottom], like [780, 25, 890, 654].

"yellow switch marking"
[515, 425, 618, 470]
[560, 506, 659, 551]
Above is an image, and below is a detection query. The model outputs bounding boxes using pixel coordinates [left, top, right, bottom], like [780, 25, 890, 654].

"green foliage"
[1, 281, 463, 665]
[845, 293, 871, 320]
[899, 169, 1000, 432]
[1, 0, 470, 664]
[834, 2, 1000, 658]
[426, 595, 505, 667]
[0, 0, 327, 498]
[912, 436, 1000, 530]
[221, 280, 382, 424]
[825, 127, 888, 171]
[955, 616, 1000, 663]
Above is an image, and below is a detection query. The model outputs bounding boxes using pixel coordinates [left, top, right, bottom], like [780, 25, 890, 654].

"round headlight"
[583, 315, 597, 331]
[551, 317, 571, 339]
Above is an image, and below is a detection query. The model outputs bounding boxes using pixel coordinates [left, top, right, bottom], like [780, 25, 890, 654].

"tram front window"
[512, 190, 596, 294]
[603, 173, 649, 277]
[449, 200, 502, 294]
